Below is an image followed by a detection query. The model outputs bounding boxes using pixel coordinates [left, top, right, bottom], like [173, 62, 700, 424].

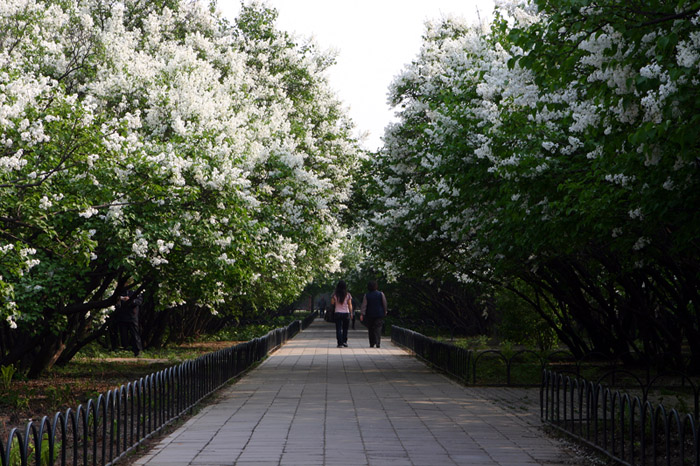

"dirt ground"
[0, 341, 240, 440]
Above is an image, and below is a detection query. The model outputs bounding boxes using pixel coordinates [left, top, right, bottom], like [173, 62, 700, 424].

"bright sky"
[219, 0, 495, 151]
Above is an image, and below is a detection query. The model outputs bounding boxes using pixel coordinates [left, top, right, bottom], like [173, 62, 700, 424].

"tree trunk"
[27, 331, 66, 378]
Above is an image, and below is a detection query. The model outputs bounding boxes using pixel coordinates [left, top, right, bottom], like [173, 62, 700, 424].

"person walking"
[331, 280, 352, 347]
[360, 281, 388, 348]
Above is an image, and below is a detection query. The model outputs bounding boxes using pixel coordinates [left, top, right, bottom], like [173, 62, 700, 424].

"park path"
[132, 320, 580, 466]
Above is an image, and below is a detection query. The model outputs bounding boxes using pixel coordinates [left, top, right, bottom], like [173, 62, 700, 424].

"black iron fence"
[392, 326, 473, 381]
[393, 325, 700, 464]
[301, 311, 317, 330]
[391, 325, 571, 385]
[542, 369, 700, 466]
[0, 318, 309, 466]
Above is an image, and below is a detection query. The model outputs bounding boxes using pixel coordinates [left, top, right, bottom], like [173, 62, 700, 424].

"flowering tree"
[0, 0, 360, 376]
[363, 0, 700, 366]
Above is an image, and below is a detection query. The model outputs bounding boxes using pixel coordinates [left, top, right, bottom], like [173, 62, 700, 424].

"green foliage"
[494, 288, 558, 351]
[208, 324, 273, 342]
[45, 385, 74, 407]
[206, 314, 308, 342]
[451, 335, 490, 351]
[361, 0, 700, 368]
[7, 433, 55, 466]
[0, 0, 360, 377]
[499, 340, 515, 359]
[1, 364, 16, 390]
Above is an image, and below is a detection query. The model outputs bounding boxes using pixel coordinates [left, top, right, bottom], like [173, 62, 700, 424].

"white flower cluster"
[363, 0, 700, 292]
[0, 0, 361, 329]
[604, 173, 636, 187]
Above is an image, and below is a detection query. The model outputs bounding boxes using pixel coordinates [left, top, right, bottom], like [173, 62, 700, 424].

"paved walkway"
[133, 320, 578, 466]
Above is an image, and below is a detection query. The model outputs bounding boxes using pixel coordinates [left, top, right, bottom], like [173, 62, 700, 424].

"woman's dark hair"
[367, 280, 378, 291]
[334, 280, 348, 304]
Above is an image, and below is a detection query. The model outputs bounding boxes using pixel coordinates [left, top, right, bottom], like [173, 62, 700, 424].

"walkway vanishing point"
[133, 320, 583, 466]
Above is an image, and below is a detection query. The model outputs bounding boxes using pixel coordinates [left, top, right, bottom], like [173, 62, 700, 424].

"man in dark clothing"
[115, 289, 143, 356]
[360, 281, 388, 348]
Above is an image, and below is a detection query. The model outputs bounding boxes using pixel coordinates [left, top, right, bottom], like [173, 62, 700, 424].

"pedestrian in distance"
[331, 280, 352, 347]
[360, 280, 388, 348]
[319, 296, 327, 317]
[115, 288, 143, 356]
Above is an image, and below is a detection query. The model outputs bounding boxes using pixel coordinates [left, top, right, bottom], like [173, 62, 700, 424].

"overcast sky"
[219, 0, 495, 151]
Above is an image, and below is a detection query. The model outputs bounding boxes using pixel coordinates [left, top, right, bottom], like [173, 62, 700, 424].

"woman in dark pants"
[360, 281, 387, 348]
[331, 280, 353, 347]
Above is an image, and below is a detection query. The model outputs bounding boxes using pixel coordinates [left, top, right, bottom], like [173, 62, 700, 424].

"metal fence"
[542, 369, 700, 466]
[301, 311, 317, 330]
[392, 325, 700, 465]
[0, 318, 308, 466]
[391, 325, 570, 385]
[391, 326, 472, 381]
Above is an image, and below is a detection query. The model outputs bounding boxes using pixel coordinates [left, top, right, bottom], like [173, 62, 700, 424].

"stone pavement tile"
[131, 321, 578, 466]
[284, 448, 325, 457]
[497, 462, 548, 466]
[450, 453, 500, 463]
[279, 460, 325, 466]
[408, 454, 459, 465]
[234, 453, 282, 461]
[365, 451, 410, 461]
[190, 454, 238, 462]
[134, 461, 192, 466]
[367, 456, 411, 466]
[363, 445, 405, 452]
[230, 462, 279, 466]
[140, 453, 197, 465]
[325, 460, 369, 466]
[367, 460, 415, 466]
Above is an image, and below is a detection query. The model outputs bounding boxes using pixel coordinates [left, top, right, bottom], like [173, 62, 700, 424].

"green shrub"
[494, 289, 558, 350]
[1, 364, 16, 390]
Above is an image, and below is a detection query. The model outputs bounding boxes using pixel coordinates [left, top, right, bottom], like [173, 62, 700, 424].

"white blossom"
[629, 208, 643, 220]
[131, 238, 149, 257]
[6, 315, 17, 330]
[79, 207, 99, 218]
[633, 236, 650, 251]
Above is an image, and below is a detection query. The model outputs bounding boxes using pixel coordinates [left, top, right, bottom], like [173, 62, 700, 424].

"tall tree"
[0, 0, 360, 376]
[362, 1, 700, 368]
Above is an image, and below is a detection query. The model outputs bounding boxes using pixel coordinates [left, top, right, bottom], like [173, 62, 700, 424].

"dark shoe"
[376, 345, 380, 348]
[342, 343, 348, 347]
[370, 344, 375, 348]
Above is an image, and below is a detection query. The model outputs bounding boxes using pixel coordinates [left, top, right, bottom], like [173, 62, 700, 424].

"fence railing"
[391, 326, 472, 382]
[542, 369, 700, 466]
[393, 325, 700, 465]
[301, 311, 318, 330]
[0, 318, 309, 466]
[391, 325, 571, 386]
